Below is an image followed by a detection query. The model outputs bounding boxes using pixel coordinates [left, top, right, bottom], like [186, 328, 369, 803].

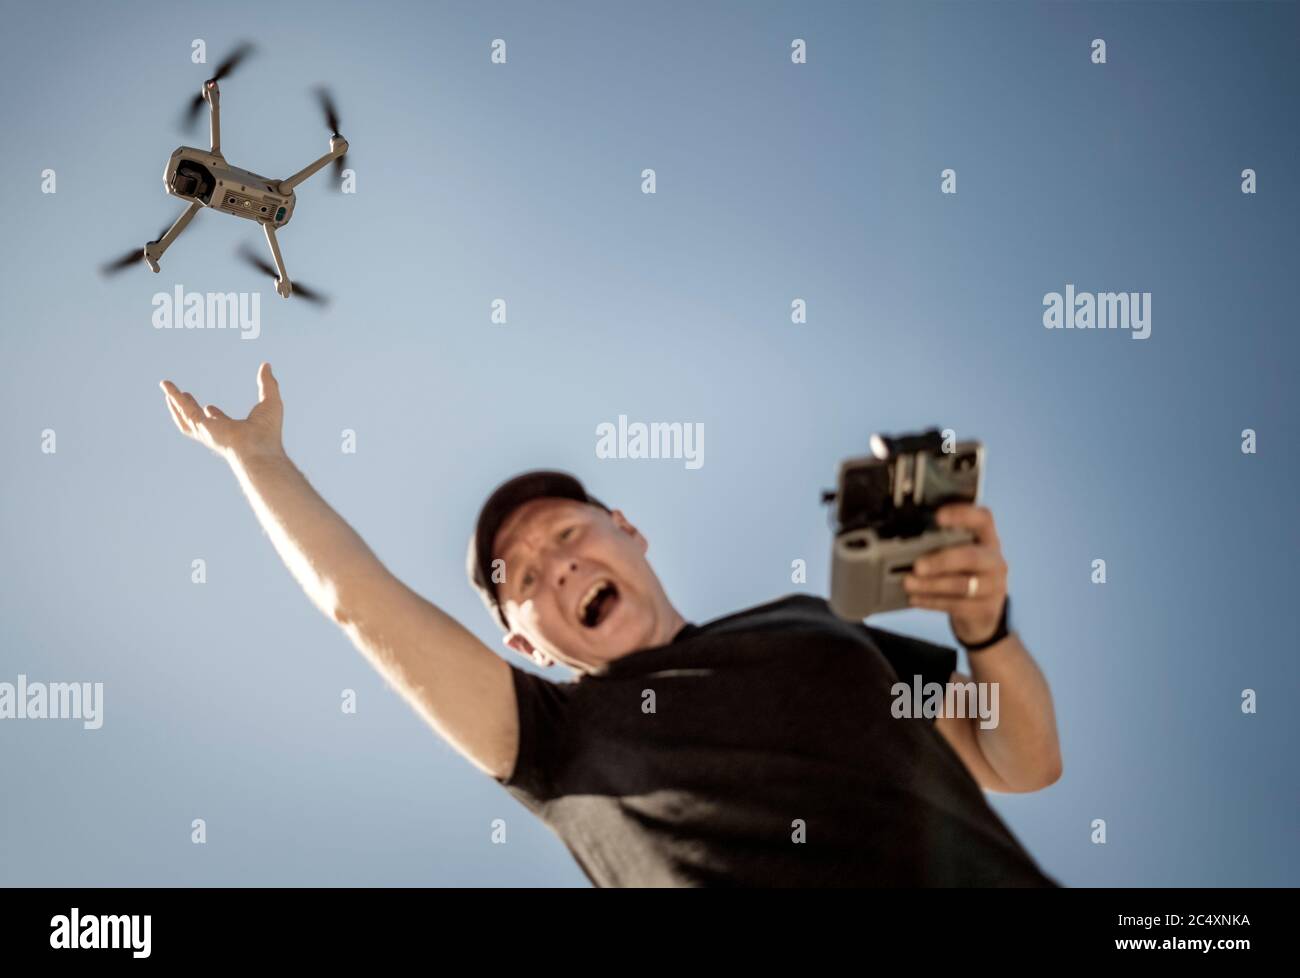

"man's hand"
[160, 362, 285, 464]
[902, 503, 1009, 647]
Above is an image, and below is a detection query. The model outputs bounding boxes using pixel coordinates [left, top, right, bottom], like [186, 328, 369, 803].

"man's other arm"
[933, 632, 1062, 793]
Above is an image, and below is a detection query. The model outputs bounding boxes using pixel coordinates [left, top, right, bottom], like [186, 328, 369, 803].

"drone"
[101, 43, 348, 303]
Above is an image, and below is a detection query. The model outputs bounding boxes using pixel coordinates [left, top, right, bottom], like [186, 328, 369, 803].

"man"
[159, 363, 1063, 887]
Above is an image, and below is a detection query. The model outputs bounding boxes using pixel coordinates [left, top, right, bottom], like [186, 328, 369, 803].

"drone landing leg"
[261, 223, 292, 299]
[143, 200, 203, 272]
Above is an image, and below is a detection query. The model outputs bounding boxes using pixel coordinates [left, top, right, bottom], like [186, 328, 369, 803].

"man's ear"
[503, 631, 555, 668]
[609, 508, 648, 553]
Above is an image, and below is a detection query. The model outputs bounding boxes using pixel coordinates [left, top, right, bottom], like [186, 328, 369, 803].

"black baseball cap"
[466, 470, 610, 631]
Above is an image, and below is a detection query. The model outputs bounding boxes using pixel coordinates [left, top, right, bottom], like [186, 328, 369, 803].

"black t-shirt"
[494, 593, 1059, 887]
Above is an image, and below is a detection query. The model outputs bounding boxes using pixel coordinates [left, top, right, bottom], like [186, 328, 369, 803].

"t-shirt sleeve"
[493, 664, 573, 803]
[861, 624, 958, 691]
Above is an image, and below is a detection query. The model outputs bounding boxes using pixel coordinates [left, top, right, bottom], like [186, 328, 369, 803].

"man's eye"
[521, 570, 535, 590]
[560, 526, 575, 540]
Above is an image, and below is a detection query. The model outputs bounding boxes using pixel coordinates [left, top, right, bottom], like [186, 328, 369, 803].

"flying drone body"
[103, 44, 348, 302]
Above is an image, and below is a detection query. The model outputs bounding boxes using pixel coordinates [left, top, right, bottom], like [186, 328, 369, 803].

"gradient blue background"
[1, 0, 1296, 887]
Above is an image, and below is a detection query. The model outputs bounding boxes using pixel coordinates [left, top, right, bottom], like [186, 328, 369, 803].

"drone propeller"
[314, 87, 349, 187]
[99, 221, 173, 276]
[183, 42, 256, 128]
[237, 244, 328, 305]
[100, 247, 147, 275]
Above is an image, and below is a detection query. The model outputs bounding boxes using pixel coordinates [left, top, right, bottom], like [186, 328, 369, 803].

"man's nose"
[555, 560, 580, 589]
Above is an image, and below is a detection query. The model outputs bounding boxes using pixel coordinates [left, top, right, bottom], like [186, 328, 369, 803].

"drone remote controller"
[824, 429, 984, 620]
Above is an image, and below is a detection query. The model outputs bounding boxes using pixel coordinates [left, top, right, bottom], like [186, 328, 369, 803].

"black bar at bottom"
[0, 886, 1281, 963]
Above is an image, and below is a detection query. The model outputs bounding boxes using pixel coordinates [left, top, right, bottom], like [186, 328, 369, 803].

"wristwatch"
[958, 595, 1011, 652]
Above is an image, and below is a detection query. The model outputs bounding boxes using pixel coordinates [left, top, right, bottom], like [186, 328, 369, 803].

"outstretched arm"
[159, 364, 517, 779]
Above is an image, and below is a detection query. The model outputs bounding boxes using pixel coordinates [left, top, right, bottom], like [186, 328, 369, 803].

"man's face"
[493, 497, 675, 673]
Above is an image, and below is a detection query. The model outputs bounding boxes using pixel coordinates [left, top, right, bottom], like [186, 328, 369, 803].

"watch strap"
[959, 595, 1011, 652]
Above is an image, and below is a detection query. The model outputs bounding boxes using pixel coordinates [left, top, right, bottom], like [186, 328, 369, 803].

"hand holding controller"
[825, 429, 985, 621]
[831, 522, 976, 619]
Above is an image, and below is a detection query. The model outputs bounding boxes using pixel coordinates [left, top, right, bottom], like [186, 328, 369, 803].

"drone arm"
[205, 81, 222, 155]
[143, 200, 203, 272]
[262, 222, 293, 299]
[277, 136, 349, 194]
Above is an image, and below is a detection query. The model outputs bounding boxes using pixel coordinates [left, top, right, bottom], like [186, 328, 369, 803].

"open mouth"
[578, 579, 620, 629]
